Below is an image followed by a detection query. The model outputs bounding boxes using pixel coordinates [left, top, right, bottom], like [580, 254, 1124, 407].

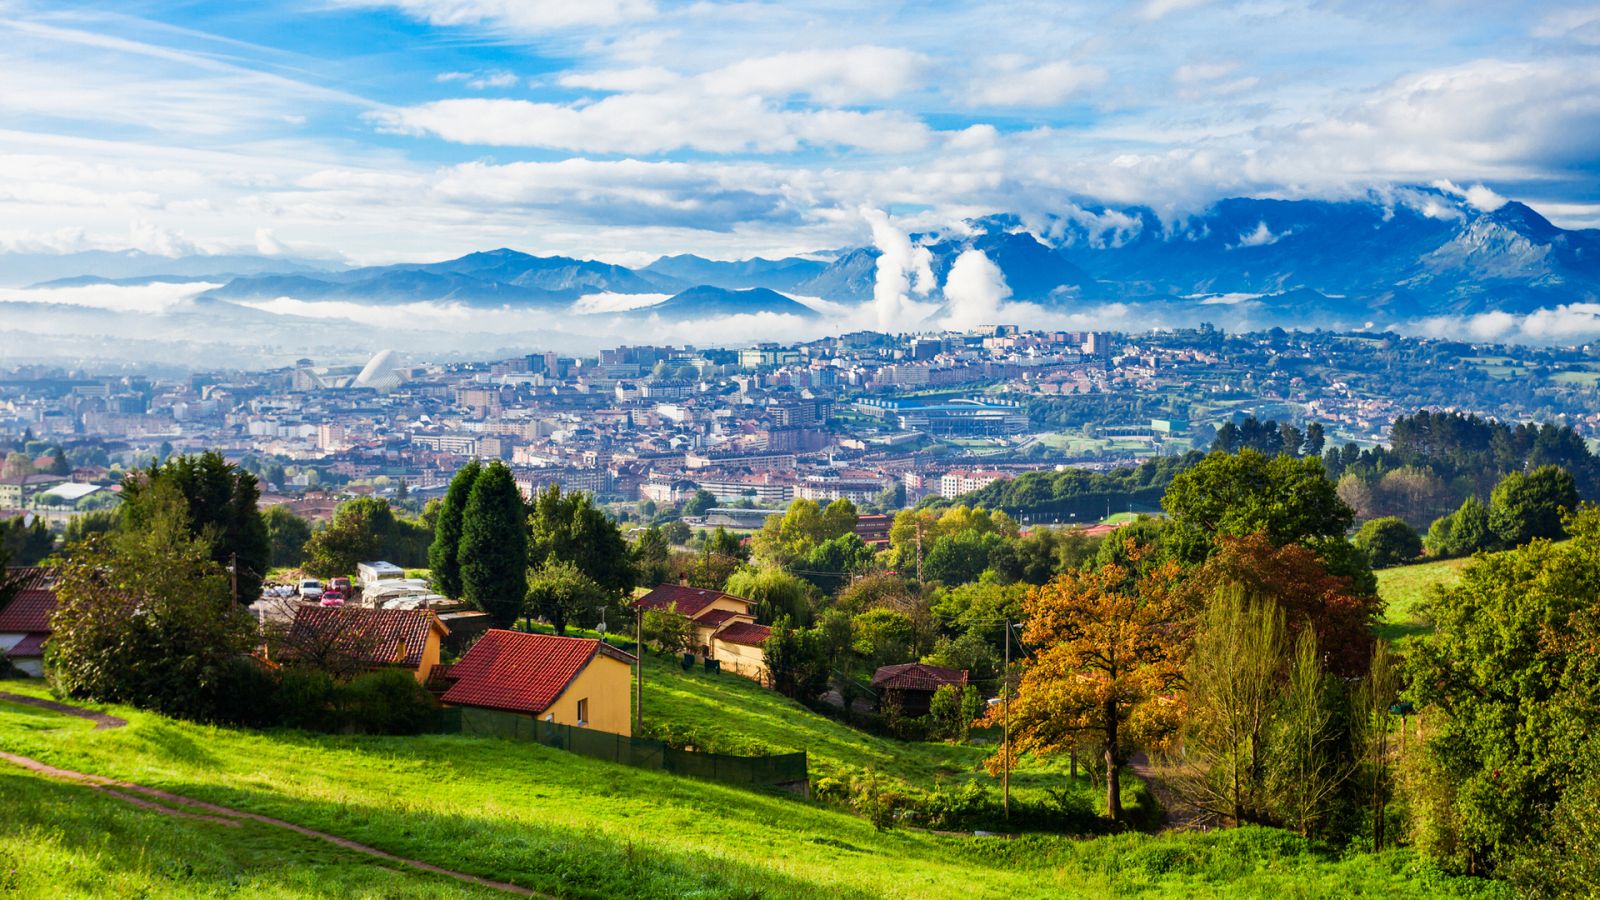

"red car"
[319, 590, 346, 607]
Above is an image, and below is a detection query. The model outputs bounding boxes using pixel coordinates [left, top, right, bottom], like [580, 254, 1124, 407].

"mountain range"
[6, 186, 1598, 328]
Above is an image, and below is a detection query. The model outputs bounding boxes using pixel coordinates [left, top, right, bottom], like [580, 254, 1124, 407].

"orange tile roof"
[714, 622, 771, 647]
[284, 606, 448, 668]
[440, 629, 635, 715]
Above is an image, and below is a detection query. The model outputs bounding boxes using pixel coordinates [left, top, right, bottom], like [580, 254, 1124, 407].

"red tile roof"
[440, 629, 635, 715]
[870, 662, 968, 692]
[633, 584, 749, 619]
[0, 568, 58, 634]
[694, 608, 750, 629]
[714, 622, 771, 647]
[283, 606, 448, 668]
[5, 633, 46, 658]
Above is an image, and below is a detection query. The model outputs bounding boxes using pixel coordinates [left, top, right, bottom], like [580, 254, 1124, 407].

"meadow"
[0, 674, 1507, 899]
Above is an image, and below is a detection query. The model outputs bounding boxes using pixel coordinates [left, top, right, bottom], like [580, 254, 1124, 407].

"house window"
[576, 698, 588, 726]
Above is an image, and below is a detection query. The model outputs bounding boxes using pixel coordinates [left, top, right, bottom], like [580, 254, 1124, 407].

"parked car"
[298, 578, 324, 600]
[319, 591, 345, 608]
[329, 577, 352, 593]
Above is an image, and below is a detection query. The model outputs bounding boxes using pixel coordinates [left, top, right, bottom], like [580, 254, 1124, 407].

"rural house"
[280, 606, 449, 682]
[870, 663, 969, 717]
[436, 629, 636, 736]
[633, 583, 771, 681]
[0, 567, 56, 677]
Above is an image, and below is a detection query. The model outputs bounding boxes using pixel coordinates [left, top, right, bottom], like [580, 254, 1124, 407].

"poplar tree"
[459, 462, 527, 626]
[428, 459, 481, 599]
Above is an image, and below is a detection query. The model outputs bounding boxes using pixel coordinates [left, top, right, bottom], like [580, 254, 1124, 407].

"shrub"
[1354, 516, 1422, 568]
[274, 666, 337, 731]
[336, 668, 439, 735]
[209, 656, 282, 728]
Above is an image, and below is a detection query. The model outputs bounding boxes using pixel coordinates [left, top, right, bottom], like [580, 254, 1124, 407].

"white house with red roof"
[0, 567, 57, 677]
[632, 583, 772, 682]
[437, 629, 636, 736]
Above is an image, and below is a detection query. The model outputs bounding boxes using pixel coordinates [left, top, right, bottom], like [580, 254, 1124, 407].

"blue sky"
[3, 0, 1600, 264]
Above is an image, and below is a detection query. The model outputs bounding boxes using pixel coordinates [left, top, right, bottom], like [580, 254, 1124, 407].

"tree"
[263, 505, 312, 568]
[460, 462, 529, 627]
[1488, 464, 1578, 548]
[428, 460, 481, 599]
[1354, 516, 1422, 568]
[1175, 587, 1285, 826]
[525, 558, 606, 636]
[1267, 627, 1348, 837]
[1425, 495, 1495, 559]
[46, 482, 257, 720]
[724, 566, 813, 626]
[527, 484, 636, 601]
[62, 509, 119, 545]
[632, 525, 671, 587]
[0, 515, 54, 566]
[302, 496, 384, 573]
[763, 616, 828, 699]
[1176, 531, 1379, 678]
[987, 552, 1185, 822]
[641, 605, 694, 656]
[1409, 508, 1600, 872]
[852, 607, 916, 670]
[119, 451, 271, 602]
[1162, 449, 1353, 563]
[683, 489, 718, 518]
[928, 683, 983, 743]
[45, 447, 69, 475]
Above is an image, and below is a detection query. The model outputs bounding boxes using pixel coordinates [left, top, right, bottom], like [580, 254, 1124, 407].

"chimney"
[678, 572, 689, 586]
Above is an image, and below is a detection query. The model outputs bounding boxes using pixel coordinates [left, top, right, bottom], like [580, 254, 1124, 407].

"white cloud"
[339, 0, 656, 31]
[1230, 221, 1286, 248]
[570, 291, 670, 313]
[1172, 62, 1236, 84]
[698, 46, 927, 105]
[1138, 0, 1209, 22]
[962, 57, 1107, 107]
[437, 69, 519, 89]
[369, 96, 931, 154]
[941, 249, 1010, 330]
[862, 208, 937, 332]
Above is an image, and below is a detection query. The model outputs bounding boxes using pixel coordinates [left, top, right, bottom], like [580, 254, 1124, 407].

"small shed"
[870, 663, 969, 717]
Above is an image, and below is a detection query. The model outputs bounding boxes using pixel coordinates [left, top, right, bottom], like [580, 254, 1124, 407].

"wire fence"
[436, 706, 808, 789]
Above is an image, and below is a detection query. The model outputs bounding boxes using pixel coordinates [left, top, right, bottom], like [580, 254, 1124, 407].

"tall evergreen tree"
[428, 460, 481, 599]
[459, 462, 528, 627]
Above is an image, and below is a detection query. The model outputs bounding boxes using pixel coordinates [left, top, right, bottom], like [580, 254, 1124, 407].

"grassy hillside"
[637, 650, 1084, 809]
[0, 681, 1507, 898]
[1374, 555, 1472, 642]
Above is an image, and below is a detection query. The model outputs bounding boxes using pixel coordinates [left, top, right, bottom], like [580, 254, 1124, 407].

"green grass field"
[1375, 555, 1472, 642]
[637, 650, 1088, 812]
[0, 675, 1510, 898]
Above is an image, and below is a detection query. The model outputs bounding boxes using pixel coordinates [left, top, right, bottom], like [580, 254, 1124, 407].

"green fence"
[437, 706, 807, 789]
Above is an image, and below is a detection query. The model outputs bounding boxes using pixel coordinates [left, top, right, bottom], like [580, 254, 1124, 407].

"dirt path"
[1127, 752, 1206, 831]
[0, 692, 127, 730]
[0, 695, 544, 897]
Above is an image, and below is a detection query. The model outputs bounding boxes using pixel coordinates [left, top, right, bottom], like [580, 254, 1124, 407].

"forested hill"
[946, 410, 1600, 527]
[931, 453, 1204, 519]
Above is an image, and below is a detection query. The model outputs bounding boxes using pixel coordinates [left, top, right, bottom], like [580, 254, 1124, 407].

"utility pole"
[1003, 617, 1011, 820]
[635, 605, 644, 735]
[229, 552, 238, 605]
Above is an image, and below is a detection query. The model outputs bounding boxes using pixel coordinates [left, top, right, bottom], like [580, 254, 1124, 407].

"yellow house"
[282, 606, 450, 683]
[633, 583, 771, 682]
[438, 629, 636, 737]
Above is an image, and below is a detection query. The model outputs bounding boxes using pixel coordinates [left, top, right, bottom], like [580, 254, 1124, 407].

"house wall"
[711, 639, 766, 682]
[415, 629, 443, 683]
[545, 654, 633, 736]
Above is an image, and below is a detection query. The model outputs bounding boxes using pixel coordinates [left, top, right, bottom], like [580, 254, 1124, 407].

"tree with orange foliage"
[985, 547, 1187, 823]
[1176, 531, 1380, 678]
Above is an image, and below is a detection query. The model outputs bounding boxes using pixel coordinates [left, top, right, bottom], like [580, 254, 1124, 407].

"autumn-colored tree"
[985, 548, 1186, 822]
[1176, 531, 1380, 678]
